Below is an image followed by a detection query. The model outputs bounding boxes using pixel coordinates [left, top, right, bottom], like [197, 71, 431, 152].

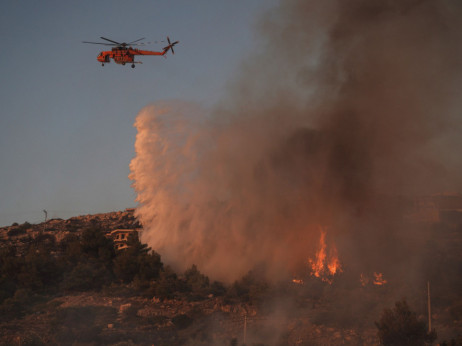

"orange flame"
[292, 278, 304, 285]
[360, 272, 387, 286]
[308, 228, 342, 283]
[309, 230, 327, 278]
[373, 272, 387, 285]
[327, 246, 341, 275]
[360, 273, 370, 286]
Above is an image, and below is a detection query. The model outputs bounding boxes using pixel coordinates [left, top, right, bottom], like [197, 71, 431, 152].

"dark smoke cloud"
[130, 0, 462, 282]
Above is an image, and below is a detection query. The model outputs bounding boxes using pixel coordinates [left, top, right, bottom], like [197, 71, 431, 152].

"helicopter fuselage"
[97, 46, 165, 66]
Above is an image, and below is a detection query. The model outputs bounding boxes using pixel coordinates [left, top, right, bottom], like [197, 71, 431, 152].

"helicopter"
[82, 36, 179, 68]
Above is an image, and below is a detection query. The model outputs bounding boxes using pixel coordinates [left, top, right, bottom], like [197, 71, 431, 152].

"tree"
[59, 228, 116, 291]
[225, 270, 269, 304]
[184, 264, 210, 299]
[113, 232, 163, 284]
[375, 300, 436, 346]
[80, 227, 115, 264]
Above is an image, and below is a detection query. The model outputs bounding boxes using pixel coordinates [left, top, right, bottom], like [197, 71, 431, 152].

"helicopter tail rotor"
[163, 36, 179, 55]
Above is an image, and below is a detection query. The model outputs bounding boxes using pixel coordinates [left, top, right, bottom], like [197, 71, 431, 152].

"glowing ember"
[292, 278, 304, 285]
[308, 227, 342, 283]
[373, 272, 387, 285]
[360, 273, 370, 286]
[360, 272, 387, 286]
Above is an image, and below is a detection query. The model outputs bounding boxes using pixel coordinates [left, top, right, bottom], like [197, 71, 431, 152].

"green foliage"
[60, 259, 113, 291]
[0, 246, 21, 303]
[184, 264, 210, 300]
[58, 233, 83, 267]
[113, 232, 163, 284]
[7, 222, 32, 237]
[150, 265, 186, 300]
[17, 239, 62, 291]
[80, 227, 116, 264]
[0, 288, 42, 320]
[59, 228, 116, 291]
[210, 280, 227, 297]
[226, 270, 269, 304]
[375, 300, 437, 346]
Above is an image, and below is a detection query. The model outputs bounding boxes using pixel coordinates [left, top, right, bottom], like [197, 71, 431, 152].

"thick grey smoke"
[130, 0, 462, 282]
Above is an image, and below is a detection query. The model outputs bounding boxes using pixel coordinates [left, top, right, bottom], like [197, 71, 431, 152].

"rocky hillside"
[0, 209, 140, 252]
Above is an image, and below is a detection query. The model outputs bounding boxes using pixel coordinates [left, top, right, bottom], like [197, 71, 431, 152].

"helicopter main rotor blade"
[82, 41, 115, 46]
[128, 37, 145, 44]
[100, 37, 122, 45]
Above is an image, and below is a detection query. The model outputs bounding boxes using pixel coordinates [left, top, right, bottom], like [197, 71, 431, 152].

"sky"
[0, 0, 278, 226]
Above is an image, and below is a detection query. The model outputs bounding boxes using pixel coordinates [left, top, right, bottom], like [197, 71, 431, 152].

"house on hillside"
[108, 229, 141, 250]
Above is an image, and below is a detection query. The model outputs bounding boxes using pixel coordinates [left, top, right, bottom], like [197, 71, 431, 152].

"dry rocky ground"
[0, 291, 380, 345]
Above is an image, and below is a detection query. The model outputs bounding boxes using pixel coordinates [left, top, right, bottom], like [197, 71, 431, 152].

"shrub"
[226, 270, 269, 304]
[184, 264, 210, 300]
[0, 288, 41, 320]
[375, 300, 436, 346]
[80, 227, 115, 263]
[17, 243, 62, 291]
[113, 232, 163, 284]
[151, 266, 186, 300]
[61, 259, 113, 291]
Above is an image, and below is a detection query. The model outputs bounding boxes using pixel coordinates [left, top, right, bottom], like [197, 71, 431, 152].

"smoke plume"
[130, 0, 462, 282]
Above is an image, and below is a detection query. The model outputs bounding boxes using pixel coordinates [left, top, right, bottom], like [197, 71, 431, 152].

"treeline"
[0, 227, 269, 320]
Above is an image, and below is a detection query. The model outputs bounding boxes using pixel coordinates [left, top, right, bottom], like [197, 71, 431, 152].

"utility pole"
[243, 313, 247, 345]
[427, 281, 432, 332]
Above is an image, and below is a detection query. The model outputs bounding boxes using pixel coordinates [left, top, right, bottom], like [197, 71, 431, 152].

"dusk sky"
[0, 0, 277, 226]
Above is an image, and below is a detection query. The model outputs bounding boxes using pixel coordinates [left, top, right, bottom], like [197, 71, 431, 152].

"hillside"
[0, 209, 139, 252]
[0, 210, 461, 345]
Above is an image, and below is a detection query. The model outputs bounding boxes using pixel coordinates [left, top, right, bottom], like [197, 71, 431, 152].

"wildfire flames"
[292, 278, 304, 285]
[373, 272, 387, 285]
[308, 228, 342, 283]
[360, 272, 387, 286]
[307, 229, 388, 287]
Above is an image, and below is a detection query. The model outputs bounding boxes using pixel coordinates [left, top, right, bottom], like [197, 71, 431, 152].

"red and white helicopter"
[83, 36, 179, 68]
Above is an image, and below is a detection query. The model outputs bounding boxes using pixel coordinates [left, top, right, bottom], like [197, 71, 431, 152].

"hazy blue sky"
[0, 0, 277, 226]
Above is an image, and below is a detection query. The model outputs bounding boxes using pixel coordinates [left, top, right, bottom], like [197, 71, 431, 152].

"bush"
[0, 288, 42, 320]
[61, 259, 113, 291]
[375, 300, 436, 346]
[150, 266, 186, 300]
[113, 233, 163, 285]
[226, 270, 269, 304]
[17, 243, 62, 291]
[80, 227, 115, 264]
[7, 222, 32, 237]
[184, 264, 210, 300]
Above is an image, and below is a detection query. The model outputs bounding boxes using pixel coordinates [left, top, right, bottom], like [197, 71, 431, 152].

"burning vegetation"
[308, 228, 342, 284]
